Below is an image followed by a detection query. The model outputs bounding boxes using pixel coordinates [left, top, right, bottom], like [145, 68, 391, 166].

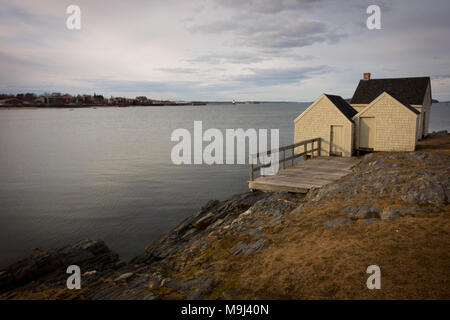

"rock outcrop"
[0, 239, 121, 292]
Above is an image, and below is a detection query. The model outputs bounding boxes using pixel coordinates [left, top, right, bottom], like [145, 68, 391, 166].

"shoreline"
[0, 133, 449, 299]
[0, 103, 207, 110]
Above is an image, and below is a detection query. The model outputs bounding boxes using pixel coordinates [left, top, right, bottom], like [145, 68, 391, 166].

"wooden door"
[360, 117, 375, 149]
[330, 125, 343, 156]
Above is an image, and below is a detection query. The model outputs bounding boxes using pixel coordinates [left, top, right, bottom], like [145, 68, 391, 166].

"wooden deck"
[248, 157, 358, 193]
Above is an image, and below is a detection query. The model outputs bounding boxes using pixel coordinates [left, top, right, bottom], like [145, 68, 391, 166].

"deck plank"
[248, 157, 358, 193]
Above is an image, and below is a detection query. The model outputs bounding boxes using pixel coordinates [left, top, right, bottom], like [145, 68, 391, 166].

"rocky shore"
[1, 133, 449, 300]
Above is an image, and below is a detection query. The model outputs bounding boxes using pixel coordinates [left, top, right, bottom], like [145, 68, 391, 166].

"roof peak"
[360, 76, 430, 81]
[324, 94, 358, 121]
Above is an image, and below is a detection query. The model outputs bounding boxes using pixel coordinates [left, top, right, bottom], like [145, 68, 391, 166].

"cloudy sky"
[1, 0, 450, 101]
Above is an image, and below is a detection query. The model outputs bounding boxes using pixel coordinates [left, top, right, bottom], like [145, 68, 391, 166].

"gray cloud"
[237, 20, 344, 49]
[76, 78, 201, 94]
[231, 65, 332, 86]
[0, 3, 58, 26]
[154, 67, 199, 74]
[189, 17, 345, 50]
[214, 0, 323, 14]
[188, 52, 268, 64]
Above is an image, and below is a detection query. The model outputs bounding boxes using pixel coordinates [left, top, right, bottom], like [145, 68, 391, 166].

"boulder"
[323, 217, 352, 228]
[400, 176, 446, 207]
[341, 205, 382, 219]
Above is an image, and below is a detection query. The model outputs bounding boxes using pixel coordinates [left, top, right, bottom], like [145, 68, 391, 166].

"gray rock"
[341, 205, 382, 219]
[384, 205, 415, 215]
[165, 275, 212, 296]
[341, 206, 359, 216]
[0, 239, 120, 291]
[400, 176, 446, 207]
[244, 228, 263, 237]
[148, 272, 163, 289]
[87, 284, 159, 300]
[248, 195, 298, 217]
[323, 217, 352, 228]
[230, 238, 267, 256]
[186, 277, 213, 300]
[268, 215, 282, 226]
[138, 191, 267, 263]
[114, 272, 134, 282]
[381, 213, 400, 220]
[359, 219, 377, 225]
[193, 212, 216, 230]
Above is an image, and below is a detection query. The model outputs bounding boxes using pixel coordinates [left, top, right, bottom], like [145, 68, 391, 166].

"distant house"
[93, 94, 104, 104]
[136, 96, 148, 103]
[294, 74, 432, 156]
[0, 98, 23, 106]
[61, 94, 72, 104]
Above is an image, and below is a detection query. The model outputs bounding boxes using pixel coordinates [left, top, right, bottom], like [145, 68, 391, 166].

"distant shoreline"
[0, 101, 447, 110]
[0, 103, 207, 109]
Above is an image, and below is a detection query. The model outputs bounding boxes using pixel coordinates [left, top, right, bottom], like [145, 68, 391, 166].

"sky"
[0, 0, 450, 101]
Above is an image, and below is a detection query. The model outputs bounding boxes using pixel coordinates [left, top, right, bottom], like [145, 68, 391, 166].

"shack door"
[330, 125, 343, 156]
[359, 117, 375, 149]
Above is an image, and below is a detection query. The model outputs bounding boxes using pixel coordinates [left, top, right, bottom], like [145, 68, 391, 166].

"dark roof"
[324, 94, 358, 120]
[384, 91, 420, 115]
[350, 77, 430, 105]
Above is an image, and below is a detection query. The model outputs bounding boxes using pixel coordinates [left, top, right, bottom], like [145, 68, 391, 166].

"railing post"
[291, 146, 294, 167]
[249, 154, 254, 181]
[318, 138, 321, 156]
[282, 150, 285, 169]
[305, 142, 308, 160]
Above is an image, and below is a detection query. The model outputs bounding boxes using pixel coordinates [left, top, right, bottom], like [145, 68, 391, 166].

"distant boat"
[245, 101, 260, 104]
[232, 99, 236, 104]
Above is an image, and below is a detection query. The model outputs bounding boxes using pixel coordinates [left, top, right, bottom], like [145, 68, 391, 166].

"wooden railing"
[249, 138, 321, 181]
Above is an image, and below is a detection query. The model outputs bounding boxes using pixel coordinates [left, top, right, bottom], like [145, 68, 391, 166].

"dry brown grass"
[416, 133, 450, 155]
[233, 211, 450, 299]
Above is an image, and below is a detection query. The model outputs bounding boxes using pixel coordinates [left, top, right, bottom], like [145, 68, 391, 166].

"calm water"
[0, 103, 449, 267]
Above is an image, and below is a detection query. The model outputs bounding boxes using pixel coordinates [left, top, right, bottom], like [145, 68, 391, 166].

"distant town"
[0, 93, 269, 108]
[0, 92, 211, 107]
